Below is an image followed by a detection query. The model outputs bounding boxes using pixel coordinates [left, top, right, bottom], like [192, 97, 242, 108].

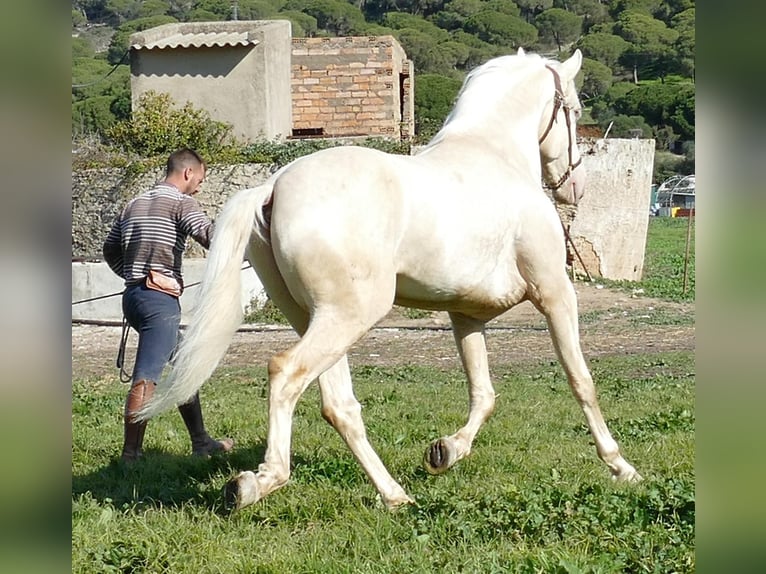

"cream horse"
[139, 48, 641, 510]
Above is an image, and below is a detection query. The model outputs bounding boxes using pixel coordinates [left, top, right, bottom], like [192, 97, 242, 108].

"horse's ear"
[517, 47, 525, 56]
[559, 49, 583, 82]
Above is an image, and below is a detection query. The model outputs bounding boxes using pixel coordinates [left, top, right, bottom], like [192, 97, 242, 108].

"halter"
[539, 65, 582, 192]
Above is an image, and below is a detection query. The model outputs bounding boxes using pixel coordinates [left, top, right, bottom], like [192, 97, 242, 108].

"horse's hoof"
[423, 438, 453, 475]
[224, 471, 259, 511]
[385, 495, 416, 512]
[611, 467, 643, 484]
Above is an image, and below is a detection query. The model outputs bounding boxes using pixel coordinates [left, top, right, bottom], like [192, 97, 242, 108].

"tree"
[615, 10, 678, 82]
[613, 81, 694, 140]
[463, 10, 538, 47]
[393, 28, 442, 72]
[107, 15, 179, 64]
[384, 11, 450, 40]
[553, 0, 609, 32]
[235, 0, 279, 19]
[671, 8, 694, 78]
[607, 0, 662, 18]
[276, 10, 319, 36]
[576, 32, 630, 69]
[600, 113, 653, 138]
[515, 0, 554, 23]
[414, 73, 463, 139]
[283, 0, 367, 35]
[103, 0, 144, 26]
[535, 8, 583, 51]
[136, 0, 171, 18]
[580, 57, 613, 99]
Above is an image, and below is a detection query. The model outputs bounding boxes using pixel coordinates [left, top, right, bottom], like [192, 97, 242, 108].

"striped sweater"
[103, 183, 214, 288]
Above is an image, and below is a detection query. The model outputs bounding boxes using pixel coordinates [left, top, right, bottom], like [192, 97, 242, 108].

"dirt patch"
[72, 282, 694, 379]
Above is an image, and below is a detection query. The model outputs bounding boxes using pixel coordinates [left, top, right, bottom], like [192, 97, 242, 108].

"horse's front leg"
[424, 312, 496, 474]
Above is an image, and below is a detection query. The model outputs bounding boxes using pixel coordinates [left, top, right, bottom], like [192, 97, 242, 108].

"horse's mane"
[423, 51, 550, 148]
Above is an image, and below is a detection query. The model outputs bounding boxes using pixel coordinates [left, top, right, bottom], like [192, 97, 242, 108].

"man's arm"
[178, 196, 214, 249]
[102, 218, 124, 277]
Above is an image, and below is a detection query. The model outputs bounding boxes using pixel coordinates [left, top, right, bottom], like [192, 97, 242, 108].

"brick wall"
[291, 36, 414, 140]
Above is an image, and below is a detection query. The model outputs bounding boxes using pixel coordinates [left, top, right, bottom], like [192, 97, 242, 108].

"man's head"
[165, 148, 206, 195]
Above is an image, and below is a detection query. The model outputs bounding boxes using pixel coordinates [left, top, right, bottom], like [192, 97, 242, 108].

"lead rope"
[116, 316, 133, 383]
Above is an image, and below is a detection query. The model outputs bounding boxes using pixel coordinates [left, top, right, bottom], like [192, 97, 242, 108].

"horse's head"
[537, 49, 586, 205]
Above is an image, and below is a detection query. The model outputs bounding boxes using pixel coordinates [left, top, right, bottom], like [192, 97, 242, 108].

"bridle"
[539, 65, 582, 192]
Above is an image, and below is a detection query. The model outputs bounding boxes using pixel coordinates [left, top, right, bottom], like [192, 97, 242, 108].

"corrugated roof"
[131, 31, 259, 50]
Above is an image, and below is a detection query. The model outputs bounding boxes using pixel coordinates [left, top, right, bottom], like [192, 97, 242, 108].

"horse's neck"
[424, 71, 548, 175]
[425, 113, 542, 176]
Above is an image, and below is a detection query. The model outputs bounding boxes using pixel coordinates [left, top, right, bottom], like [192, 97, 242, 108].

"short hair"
[166, 148, 205, 176]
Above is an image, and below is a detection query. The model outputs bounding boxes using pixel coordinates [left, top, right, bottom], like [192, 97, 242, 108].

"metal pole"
[682, 208, 694, 295]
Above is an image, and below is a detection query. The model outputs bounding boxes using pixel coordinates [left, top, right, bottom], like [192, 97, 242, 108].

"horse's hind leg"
[534, 278, 641, 482]
[424, 312, 496, 475]
[226, 318, 361, 510]
[318, 355, 414, 508]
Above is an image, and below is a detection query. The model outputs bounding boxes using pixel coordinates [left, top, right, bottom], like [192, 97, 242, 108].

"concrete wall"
[291, 36, 414, 140]
[566, 138, 655, 281]
[72, 260, 266, 323]
[130, 21, 293, 142]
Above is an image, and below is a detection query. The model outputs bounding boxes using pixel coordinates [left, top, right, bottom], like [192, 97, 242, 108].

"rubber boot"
[177, 392, 234, 456]
[121, 380, 155, 461]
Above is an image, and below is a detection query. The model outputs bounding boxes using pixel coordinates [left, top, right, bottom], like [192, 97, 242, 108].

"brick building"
[129, 23, 414, 142]
[291, 36, 414, 140]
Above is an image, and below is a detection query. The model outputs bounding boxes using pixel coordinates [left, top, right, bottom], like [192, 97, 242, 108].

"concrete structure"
[566, 138, 655, 281]
[291, 36, 414, 140]
[72, 260, 266, 323]
[129, 21, 293, 142]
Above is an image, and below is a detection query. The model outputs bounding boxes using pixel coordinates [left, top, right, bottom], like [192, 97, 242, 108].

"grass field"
[72, 217, 695, 573]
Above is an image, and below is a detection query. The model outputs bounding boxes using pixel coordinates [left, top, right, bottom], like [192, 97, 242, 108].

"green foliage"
[107, 15, 178, 64]
[244, 298, 290, 324]
[615, 9, 679, 81]
[72, 0, 694, 153]
[384, 12, 450, 41]
[72, 36, 96, 60]
[535, 7, 583, 51]
[275, 9, 318, 36]
[580, 57, 613, 98]
[613, 81, 694, 140]
[463, 10, 539, 47]
[107, 91, 239, 159]
[72, 59, 131, 135]
[73, 8, 88, 28]
[602, 113, 653, 138]
[576, 31, 630, 69]
[283, 0, 367, 35]
[236, 0, 280, 19]
[401, 306, 434, 319]
[413, 73, 463, 140]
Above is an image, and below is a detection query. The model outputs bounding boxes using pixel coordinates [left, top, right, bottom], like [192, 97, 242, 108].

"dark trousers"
[122, 283, 181, 383]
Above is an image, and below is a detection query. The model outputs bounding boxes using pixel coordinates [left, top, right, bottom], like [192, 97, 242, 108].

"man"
[103, 148, 234, 461]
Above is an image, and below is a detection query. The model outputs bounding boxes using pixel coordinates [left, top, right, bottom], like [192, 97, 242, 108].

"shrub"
[107, 91, 240, 160]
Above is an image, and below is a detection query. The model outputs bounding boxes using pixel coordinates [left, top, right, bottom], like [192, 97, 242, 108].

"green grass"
[73, 352, 694, 573]
[601, 217, 695, 302]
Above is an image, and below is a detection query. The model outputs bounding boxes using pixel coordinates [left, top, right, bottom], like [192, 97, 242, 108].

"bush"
[107, 91, 240, 160]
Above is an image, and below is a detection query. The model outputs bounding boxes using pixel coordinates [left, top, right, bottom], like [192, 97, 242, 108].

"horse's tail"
[136, 182, 275, 421]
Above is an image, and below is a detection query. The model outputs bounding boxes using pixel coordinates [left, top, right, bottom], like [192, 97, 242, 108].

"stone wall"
[72, 163, 275, 259]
